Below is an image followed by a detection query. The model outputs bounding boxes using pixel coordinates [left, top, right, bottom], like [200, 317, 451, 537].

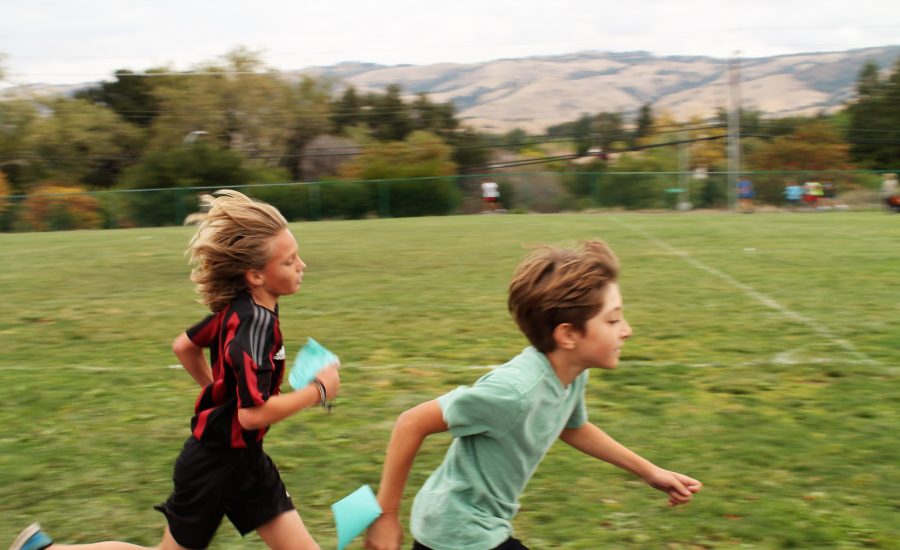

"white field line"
[612, 219, 880, 366]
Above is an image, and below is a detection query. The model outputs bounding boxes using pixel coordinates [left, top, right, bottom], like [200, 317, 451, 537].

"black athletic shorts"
[155, 436, 295, 549]
[413, 537, 529, 550]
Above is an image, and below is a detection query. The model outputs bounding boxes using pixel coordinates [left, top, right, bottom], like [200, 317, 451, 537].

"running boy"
[10, 190, 339, 550]
[364, 240, 701, 550]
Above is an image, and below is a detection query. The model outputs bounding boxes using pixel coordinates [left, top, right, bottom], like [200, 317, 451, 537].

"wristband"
[312, 378, 333, 413]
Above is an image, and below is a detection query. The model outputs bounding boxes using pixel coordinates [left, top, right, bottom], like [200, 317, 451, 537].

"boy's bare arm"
[560, 422, 702, 506]
[237, 364, 340, 430]
[364, 400, 449, 550]
[172, 332, 213, 387]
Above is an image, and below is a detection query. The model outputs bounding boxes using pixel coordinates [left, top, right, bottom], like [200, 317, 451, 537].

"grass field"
[1, 211, 898, 549]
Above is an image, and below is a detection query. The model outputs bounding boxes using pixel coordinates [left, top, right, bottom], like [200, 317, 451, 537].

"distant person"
[881, 173, 898, 213]
[736, 177, 754, 213]
[821, 181, 836, 209]
[803, 181, 823, 209]
[481, 180, 502, 213]
[9, 191, 339, 550]
[783, 182, 803, 210]
[364, 240, 702, 550]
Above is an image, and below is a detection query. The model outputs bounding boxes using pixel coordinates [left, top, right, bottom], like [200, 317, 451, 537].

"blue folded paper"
[332, 485, 383, 550]
[288, 337, 339, 391]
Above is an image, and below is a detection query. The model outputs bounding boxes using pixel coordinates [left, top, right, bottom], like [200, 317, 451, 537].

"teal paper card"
[332, 484, 382, 550]
[288, 337, 338, 390]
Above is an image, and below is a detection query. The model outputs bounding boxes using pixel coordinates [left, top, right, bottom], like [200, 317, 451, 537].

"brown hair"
[187, 190, 288, 312]
[508, 240, 619, 353]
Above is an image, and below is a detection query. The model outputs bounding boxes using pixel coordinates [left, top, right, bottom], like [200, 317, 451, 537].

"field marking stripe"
[612, 218, 880, 366]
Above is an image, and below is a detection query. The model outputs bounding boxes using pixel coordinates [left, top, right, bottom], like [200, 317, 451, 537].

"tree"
[632, 103, 654, 145]
[747, 120, 854, 203]
[120, 143, 287, 226]
[0, 100, 39, 192]
[338, 131, 459, 217]
[750, 120, 853, 172]
[23, 98, 144, 188]
[17, 184, 105, 231]
[846, 58, 900, 168]
[447, 128, 490, 172]
[145, 48, 335, 181]
[714, 107, 765, 138]
[281, 75, 336, 181]
[367, 84, 412, 142]
[501, 129, 528, 151]
[331, 86, 363, 134]
[571, 114, 593, 155]
[76, 69, 161, 127]
[410, 93, 458, 137]
[340, 130, 456, 180]
[0, 171, 10, 218]
[604, 147, 676, 209]
[147, 48, 295, 155]
[591, 112, 626, 151]
[686, 115, 727, 171]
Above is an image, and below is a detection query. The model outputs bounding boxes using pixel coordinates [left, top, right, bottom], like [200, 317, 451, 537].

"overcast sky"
[2, 0, 899, 87]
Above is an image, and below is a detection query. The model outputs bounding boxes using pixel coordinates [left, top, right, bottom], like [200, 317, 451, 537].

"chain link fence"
[0, 170, 891, 231]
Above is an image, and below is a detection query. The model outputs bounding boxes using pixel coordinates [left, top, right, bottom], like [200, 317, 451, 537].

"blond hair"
[188, 190, 288, 312]
[508, 240, 620, 353]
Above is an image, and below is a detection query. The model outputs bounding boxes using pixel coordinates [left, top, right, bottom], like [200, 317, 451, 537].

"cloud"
[2, 0, 899, 85]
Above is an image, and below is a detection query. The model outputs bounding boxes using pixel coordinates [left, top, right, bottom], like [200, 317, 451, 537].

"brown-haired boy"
[364, 240, 701, 550]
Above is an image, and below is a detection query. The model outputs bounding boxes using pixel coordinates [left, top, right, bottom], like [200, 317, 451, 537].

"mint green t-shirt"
[410, 347, 589, 550]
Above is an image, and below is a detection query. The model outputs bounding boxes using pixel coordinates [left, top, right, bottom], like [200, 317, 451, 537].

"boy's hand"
[316, 362, 341, 400]
[363, 512, 402, 550]
[645, 467, 702, 506]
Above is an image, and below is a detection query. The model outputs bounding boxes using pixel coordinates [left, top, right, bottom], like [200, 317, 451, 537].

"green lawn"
[1, 211, 898, 549]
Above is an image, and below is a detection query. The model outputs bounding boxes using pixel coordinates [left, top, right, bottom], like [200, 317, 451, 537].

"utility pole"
[727, 52, 741, 210]
[679, 130, 691, 209]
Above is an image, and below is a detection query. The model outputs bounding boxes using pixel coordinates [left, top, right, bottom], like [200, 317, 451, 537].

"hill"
[4, 46, 899, 134]
[300, 46, 900, 132]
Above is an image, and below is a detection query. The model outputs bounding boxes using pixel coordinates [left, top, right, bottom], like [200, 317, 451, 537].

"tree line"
[1, 48, 899, 229]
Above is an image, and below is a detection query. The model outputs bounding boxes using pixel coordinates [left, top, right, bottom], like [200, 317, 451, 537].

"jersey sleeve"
[565, 372, 589, 429]
[438, 377, 522, 438]
[225, 309, 277, 408]
[186, 313, 218, 347]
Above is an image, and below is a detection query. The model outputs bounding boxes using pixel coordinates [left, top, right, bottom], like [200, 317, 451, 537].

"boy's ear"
[245, 269, 264, 288]
[553, 323, 579, 350]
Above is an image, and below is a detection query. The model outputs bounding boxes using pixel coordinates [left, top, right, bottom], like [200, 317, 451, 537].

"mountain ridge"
[4, 46, 899, 134]
[299, 46, 900, 132]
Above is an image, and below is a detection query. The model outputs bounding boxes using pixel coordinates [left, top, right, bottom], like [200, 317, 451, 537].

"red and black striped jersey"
[185, 292, 286, 449]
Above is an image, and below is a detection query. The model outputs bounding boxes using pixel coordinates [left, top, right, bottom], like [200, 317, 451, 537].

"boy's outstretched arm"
[364, 400, 449, 550]
[173, 332, 213, 387]
[560, 422, 702, 507]
[237, 364, 340, 430]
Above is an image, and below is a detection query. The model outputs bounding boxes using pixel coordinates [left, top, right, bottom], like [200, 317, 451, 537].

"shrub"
[16, 184, 104, 231]
[320, 180, 372, 219]
[376, 177, 460, 217]
[245, 184, 312, 221]
[120, 144, 289, 226]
